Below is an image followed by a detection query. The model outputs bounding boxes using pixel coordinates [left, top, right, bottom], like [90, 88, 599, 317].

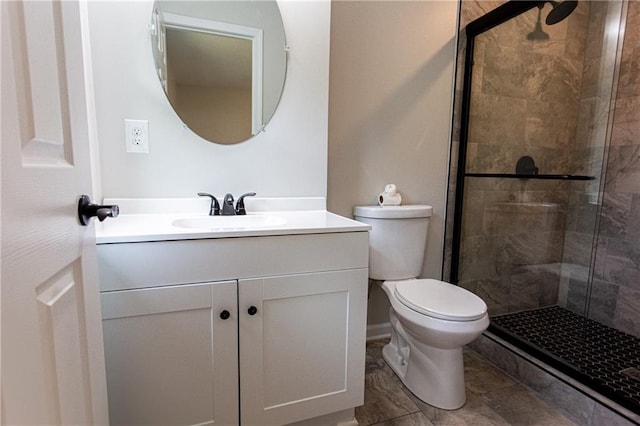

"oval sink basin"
[172, 215, 286, 230]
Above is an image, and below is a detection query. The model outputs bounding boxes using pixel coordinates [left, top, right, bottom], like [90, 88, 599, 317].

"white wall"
[327, 1, 459, 327]
[88, 1, 330, 200]
[88, 0, 460, 331]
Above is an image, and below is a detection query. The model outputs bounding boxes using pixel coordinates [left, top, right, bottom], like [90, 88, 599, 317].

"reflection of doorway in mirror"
[166, 29, 253, 144]
[153, 11, 264, 144]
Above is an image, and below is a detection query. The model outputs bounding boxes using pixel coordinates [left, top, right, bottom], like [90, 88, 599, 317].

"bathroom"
[1, 0, 638, 425]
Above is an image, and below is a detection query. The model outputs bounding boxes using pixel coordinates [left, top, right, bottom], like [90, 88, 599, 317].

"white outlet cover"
[125, 119, 149, 153]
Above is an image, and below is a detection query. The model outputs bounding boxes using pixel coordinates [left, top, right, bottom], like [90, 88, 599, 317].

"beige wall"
[175, 84, 251, 144]
[327, 1, 459, 327]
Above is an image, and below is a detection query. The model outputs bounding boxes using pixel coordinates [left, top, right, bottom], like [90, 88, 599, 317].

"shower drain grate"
[490, 305, 640, 415]
[621, 368, 640, 382]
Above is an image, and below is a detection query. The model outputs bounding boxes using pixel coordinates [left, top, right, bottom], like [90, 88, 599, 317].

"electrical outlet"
[125, 119, 149, 153]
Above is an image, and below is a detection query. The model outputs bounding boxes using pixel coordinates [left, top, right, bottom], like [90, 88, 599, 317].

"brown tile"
[462, 349, 517, 395]
[483, 384, 579, 425]
[468, 94, 527, 148]
[509, 354, 596, 425]
[361, 340, 609, 425]
[425, 390, 512, 426]
[384, 350, 515, 426]
[481, 44, 530, 99]
[356, 368, 419, 426]
[614, 96, 640, 123]
[365, 339, 389, 373]
[611, 119, 640, 147]
[370, 412, 434, 426]
[613, 286, 640, 337]
[592, 402, 640, 426]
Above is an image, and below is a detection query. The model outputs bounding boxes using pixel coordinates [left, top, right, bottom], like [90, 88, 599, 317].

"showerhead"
[527, 6, 550, 41]
[545, 0, 578, 25]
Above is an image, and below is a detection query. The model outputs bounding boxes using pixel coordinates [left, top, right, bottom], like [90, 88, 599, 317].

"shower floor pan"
[490, 305, 640, 415]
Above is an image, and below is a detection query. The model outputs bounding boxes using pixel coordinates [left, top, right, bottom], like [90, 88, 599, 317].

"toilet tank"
[353, 205, 433, 281]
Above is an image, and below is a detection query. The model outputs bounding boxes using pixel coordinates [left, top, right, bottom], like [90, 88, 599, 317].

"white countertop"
[95, 198, 370, 244]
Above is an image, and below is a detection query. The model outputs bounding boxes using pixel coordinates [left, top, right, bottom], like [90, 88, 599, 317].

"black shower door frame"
[449, 0, 593, 283]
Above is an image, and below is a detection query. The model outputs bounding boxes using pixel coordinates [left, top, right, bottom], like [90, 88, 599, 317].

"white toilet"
[353, 205, 489, 410]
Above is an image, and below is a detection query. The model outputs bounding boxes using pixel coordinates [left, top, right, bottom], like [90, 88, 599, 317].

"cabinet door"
[239, 269, 368, 426]
[101, 281, 238, 426]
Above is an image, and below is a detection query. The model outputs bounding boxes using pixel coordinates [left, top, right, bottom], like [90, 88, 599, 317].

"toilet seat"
[393, 279, 487, 321]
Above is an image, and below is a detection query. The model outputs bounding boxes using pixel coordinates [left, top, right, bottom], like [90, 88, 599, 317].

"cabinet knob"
[247, 306, 258, 316]
[219, 310, 231, 320]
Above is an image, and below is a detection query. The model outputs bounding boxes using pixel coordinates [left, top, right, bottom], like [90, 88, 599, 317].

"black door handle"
[78, 195, 119, 226]
[220, 310, 231, 320]
[248, 306, 258, 316]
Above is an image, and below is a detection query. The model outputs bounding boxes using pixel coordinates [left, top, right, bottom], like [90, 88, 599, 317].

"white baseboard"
[367, 322, 391, 341]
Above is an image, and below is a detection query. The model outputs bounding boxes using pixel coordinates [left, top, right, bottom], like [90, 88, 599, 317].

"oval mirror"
[150, 1, 287, 145]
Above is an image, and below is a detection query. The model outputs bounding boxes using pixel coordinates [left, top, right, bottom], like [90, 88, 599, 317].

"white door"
[1, 1, 109, 424]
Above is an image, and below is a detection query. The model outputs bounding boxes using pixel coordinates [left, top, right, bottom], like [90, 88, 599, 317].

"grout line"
[368, 412, 428, 426]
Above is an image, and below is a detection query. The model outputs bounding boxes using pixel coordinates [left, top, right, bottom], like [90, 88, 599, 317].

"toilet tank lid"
[353, 205, 433, 219]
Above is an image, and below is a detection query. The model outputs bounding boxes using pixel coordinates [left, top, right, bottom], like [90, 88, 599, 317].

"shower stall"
[447, 0, 639, 418]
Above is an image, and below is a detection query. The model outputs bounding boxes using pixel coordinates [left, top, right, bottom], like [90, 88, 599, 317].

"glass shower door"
[453, 0, 621, 320]
[449, 0, 640, 416]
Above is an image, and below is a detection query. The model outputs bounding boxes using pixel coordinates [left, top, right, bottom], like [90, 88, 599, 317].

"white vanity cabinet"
[97, 230, 369, 426]
[100, 280, 239, 426]
[238, 269, 366, 425]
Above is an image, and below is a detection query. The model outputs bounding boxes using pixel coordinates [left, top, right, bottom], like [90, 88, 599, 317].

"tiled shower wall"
[454, 1, 592, 315]
[589, 1, 640, 337]
[563, 0, 617, 315]
[446, 0, 639, 336]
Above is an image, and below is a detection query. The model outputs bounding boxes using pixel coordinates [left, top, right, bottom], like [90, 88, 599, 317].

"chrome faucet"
[197, 192, 220, 216]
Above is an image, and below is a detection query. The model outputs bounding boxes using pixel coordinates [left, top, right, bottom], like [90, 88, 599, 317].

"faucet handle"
[198, 192, 220, 216]
[235, 192, 256, 215]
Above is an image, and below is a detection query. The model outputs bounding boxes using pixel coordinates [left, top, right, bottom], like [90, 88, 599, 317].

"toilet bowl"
[381, 279, 488, 409]
[353, 204, 489, 410]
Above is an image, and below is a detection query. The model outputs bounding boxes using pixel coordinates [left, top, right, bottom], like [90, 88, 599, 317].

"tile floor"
[355, 339, 579, 426]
